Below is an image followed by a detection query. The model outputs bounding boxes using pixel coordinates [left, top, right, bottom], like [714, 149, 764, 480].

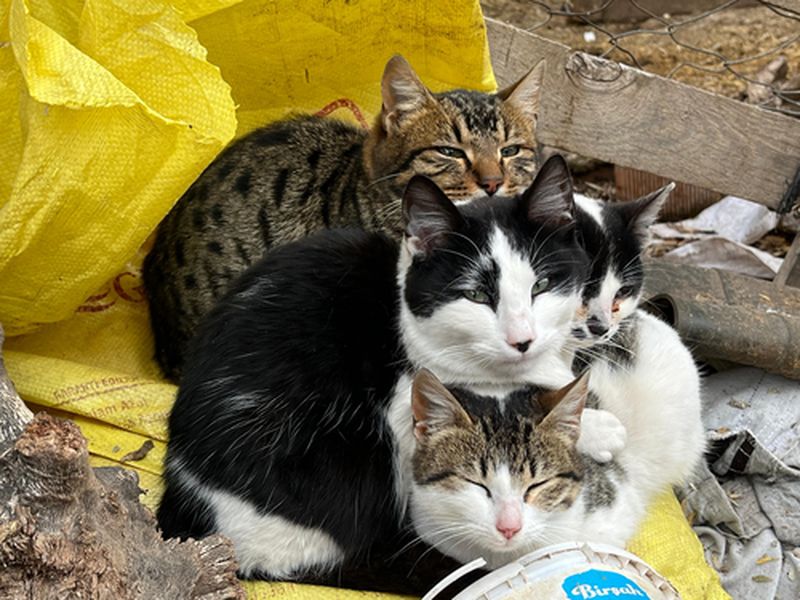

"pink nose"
[496, 523, 521, 540]
[496, 503, 522, 540]
[480, 176, 503, 195]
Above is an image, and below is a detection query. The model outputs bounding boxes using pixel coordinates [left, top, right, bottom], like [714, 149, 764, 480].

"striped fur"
[143, 55, 545, 380]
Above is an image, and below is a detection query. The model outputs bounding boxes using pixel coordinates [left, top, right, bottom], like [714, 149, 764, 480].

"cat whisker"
[367, 172, 403, 187]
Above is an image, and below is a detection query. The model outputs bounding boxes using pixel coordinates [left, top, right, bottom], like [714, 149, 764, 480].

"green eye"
[531, 277, 550, 297]
[501, 145, 521, 157]
[436, 146, 466, 159]
[464, 289, 491, 304]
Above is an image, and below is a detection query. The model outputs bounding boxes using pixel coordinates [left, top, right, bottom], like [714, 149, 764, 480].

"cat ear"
[521, 154, 576, 226]
[381, 55, 435, 132]
[497, 60, 545, 124]
[617, 182, 675, 245]
[403, 175, 464, 255]
[538, 372, 589, 441]
[412, 369, 472, 441]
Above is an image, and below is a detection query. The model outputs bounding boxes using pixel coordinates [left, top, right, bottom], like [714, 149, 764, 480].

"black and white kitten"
[569, 187, 673, 346]
[158, 157, 625, 588]
[563, 188, 706, 497]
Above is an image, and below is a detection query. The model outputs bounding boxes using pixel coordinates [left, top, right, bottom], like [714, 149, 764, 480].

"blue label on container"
[562, 569, 650, 599]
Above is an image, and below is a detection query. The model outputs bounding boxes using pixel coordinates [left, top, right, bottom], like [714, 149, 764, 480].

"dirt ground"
[481, 1, 800, 102]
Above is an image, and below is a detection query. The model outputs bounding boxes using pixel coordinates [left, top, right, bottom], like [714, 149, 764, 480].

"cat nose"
[496, 500, 522, 540]
[479, 176, 503, 195]
[510, 340, 532, 353]
[497, 523, 521, 540]
[586, 316, 608, 336]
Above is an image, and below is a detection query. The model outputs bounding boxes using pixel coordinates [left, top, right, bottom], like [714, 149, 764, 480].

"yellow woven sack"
[1, 0, 729, 598]
[0, 0, 238, 335]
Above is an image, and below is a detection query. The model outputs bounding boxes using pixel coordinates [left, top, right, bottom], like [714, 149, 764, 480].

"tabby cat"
[143, 55, 545, 380]
[157, 157, 628, 592]
[410, 347, 703, 571]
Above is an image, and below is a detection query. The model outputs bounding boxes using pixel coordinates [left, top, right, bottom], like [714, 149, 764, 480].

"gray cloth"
[677, 367, 800, 600]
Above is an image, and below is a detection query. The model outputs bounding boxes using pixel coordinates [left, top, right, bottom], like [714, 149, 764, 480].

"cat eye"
[524, 479, 548, 497]
[500, 145, 521, 157]
[615, 285, 635, 299]
[436, 146, 467, 159]
[464, 289, 491, 304]
[530, 277, 550, 297]
[464, 478, 492, 498]
[525, 472, 580, 497]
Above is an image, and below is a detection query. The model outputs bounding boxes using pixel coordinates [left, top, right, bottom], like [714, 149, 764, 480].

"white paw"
[577, 408, 627, 463]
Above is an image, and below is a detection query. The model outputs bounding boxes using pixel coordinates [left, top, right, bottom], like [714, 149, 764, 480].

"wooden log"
[0, 324, 32, 455]
[0, 410, 245, 598]
[642, 259, 800, 378]
[486, 18, 800, 211]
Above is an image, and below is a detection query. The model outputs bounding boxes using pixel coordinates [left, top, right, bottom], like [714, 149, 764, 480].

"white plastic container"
[423, 542, 681, 600]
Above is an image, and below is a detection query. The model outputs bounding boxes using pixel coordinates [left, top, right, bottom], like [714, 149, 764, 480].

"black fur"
[158, 158, 591, 592]
[576, 202, 647, 308]
[405, 156, 588, 319]
[159, 229, 405, 550]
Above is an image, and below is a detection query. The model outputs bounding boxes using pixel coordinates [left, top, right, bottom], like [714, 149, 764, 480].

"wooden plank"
[774, 233, 800, 288]
[486, 18, 800, 210]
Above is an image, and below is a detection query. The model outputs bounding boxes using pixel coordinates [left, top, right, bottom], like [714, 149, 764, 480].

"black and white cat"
[157, 156, 627, 588]
[565, 187, 706, 491]
[409, 188, 707, 571]
[569, 187, 673, 346]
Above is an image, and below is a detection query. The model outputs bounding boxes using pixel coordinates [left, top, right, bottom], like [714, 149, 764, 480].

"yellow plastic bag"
[0, 0, 729, 598]
[0, 0, 238, 335]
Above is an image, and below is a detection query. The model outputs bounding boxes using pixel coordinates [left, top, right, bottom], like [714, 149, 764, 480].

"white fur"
[587, 310, 706, 493]
[574, 193, 603, 226]
[386, 372, 415, 516]
[569, 270, 640, 348]
[576, 407, 627, 463]
[407, 312, 704, 568]
[169, 463, 345, 578]
[398, 225, 580, 388]
[410, 451, 641, 569]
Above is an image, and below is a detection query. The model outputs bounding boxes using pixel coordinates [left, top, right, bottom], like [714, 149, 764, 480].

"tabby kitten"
[158, 157, 626, 589]
[143, 55, 545, 380]
[411, 345, 702, 570]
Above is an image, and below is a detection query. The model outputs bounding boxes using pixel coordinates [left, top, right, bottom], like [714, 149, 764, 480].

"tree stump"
[0, 324, 245, 599]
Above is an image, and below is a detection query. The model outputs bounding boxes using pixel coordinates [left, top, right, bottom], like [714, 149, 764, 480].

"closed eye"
[464, 478, 492, 498]
[420, 471, 456, 485]
[557, 471, 581, 482]
[526, 471, 581, 496]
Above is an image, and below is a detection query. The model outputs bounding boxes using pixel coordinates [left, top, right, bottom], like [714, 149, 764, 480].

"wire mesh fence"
[482, 0, 800, 116]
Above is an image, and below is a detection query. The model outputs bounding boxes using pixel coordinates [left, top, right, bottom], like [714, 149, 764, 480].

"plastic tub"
[423, 542, 681, 600]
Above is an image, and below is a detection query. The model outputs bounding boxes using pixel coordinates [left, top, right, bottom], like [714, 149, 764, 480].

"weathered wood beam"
[774, 232, 800, 287]
[486, 18, 800, 211]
